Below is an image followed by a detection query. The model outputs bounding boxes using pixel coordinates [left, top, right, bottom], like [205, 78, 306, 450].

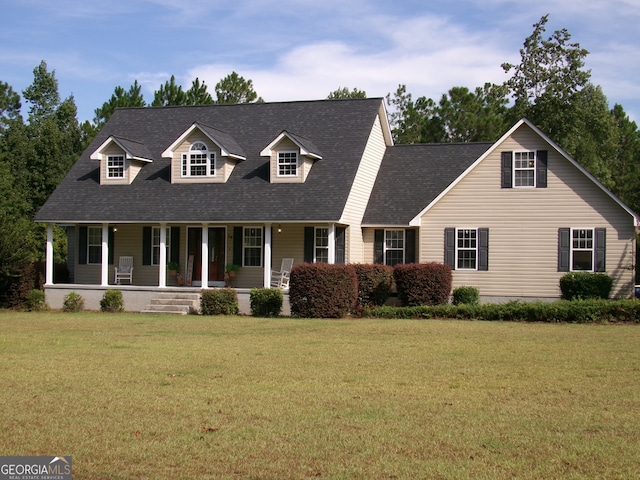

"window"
[384, 229, 405, 266]
[278, 151, 298, 177]
[243, 227, 262, 267]
[88, 227, 102, 264]
[514, 151, 536, 187]
[457, 228, 477, 270]
[314, 227, 329, 263]
[151, 227, 171, 266]
[107, 155, 124, 178]
[182, 142, 215, 177]
[572, 228, 594, 271]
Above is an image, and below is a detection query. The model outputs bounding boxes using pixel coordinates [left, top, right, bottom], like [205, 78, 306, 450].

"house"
[35, 98, 638, 312]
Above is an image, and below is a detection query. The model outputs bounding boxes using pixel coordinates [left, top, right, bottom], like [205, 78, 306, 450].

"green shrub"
[201, 288, 239, 315]
[559, 272, 613, 300]
[100, 290, 124, 313]
[25, 289, 47, 311]
[250, 288, 283, 317]
[353, 264, 394, 309]
[452, 286, 480, 305]
[63, 292, 85, 312]
[289, 263, 357, 318]
[393, 263, 452, 307]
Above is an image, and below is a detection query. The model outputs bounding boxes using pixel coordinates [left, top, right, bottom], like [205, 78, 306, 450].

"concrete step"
[142, 292, 201, 315]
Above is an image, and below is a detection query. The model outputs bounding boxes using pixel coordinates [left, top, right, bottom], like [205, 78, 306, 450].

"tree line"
[0, 14, 638, 305]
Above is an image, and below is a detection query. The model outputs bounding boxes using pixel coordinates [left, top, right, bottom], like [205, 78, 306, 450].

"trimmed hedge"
[559, 272, 613, 300]
[452, 286, 480, 306]
[25, 289, 47, 312]
[353, 264, 394, 309]
[63, 292, 85, 312]
[100, 290, 124, 313]
[365, 299, 640, 323]
[289, 263, 357, 318]
[250, 288, 283, 317]
[393, 263, 452, 307]
[201, 288, 239, 315]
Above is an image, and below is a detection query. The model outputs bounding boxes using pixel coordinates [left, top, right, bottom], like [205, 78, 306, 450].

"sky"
[1, 0, 639, 124]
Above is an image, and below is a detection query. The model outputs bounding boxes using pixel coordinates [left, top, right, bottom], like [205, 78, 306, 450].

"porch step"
[142, 292, 201, 315]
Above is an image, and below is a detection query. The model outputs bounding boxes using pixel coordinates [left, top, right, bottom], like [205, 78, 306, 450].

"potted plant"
[167, 261, 179, 277]
[225, 264, 240, 278]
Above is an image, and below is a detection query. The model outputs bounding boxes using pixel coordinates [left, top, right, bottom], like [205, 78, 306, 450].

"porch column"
[201, 224, 209, 289]
[45, 223, 54, 286]
[328, 224, 336, 264]
[101, 223, 109, 286]
[159, 223, 167, 288]
[263, 223, 272, 288]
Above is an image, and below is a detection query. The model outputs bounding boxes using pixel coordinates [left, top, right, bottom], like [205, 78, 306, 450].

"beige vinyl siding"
[340, 114, 387, 263]
[268, 138, 315, 183]
[420, 124, 636, 298]
[171, 131, 233, 184]
[100, 144, 128, 185]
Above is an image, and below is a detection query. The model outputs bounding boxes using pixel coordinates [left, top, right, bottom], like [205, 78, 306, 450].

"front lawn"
[1, 312, 638, 479]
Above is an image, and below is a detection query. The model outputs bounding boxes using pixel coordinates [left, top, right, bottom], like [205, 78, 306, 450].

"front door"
[187, 227, 226, 286]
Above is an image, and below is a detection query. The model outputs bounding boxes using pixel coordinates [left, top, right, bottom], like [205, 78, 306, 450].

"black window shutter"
[444, 228, 455, 268]
[595, 228, 606, 272]
[374, 229, 384, 264]
[304, 227, 314, 263]
[537, 150, 548, 188]
[558, 228, 570, 272]
[78, 226, 88, 265]
[478, 228, 489, 271]
[405, 229, 416, 264]
[142, 227, 152, 265]
[170, 227, 180, 264]
[108, 227, 114, 265]
[501, 151, 513, 188]
[233, 227, 243, 266]
[335, 227, 346, 264]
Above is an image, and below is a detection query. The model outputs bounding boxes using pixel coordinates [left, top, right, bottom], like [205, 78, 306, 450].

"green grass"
[1, 311, 639, 479]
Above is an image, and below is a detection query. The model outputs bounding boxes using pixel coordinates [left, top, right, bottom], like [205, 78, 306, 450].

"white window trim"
[570, 227, 595, 272]
[455, 227, 478, 271]
[182, 142, 216, 177]
[314, 227, 329, 263]
[107, 155, 125, 178]
[151, 227, 171, 266]
[87, 226, 102, 265]
[513, 150, 536, 188]
[243, 227, 263, 267]
[277, 151, 298, 177]
[384, 229, 405, 266]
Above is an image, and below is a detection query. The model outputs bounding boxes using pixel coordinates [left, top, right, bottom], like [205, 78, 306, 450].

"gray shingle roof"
[35, 98, 384, 223]
[362, 142, 492, 226]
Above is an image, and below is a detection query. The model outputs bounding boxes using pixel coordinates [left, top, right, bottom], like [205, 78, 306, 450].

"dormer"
[161, 123, 245, 184]
[260, 131, 322, 183]
[90, 136, 153, 185]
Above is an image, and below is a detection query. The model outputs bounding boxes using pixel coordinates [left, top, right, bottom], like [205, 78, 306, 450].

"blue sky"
[1, 0, 639, 124]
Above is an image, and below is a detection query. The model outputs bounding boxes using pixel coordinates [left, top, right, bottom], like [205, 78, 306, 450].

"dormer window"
[107, 155, 125, 178]
[182, 142, 215, 177]
[278, 151, 298, 177]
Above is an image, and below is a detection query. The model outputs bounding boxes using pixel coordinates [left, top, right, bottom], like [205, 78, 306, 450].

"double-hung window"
[558, 227, 605, 272]
[514, 151, 536, 187]
[243, 227, 263, 267]
[151, 227, 171, 266]
[384, 229, 405, 266]
[107, 155, 124, 178]
[87, 227, 102, 264]
[277, 151, 298, 177]
[314, 227, 329, 263]
[571, 228, 594, 271]
[456, 228, 477, 270]
[182, 142, 215, 177]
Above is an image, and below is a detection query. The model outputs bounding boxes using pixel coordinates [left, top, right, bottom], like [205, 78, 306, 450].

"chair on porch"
[114, 256, 134, 284]
[270, 258, 294, 289]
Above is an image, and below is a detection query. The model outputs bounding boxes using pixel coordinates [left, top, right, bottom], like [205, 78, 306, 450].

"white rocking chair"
[270, 258, 293, 289]
[114, 256, 134, 284]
